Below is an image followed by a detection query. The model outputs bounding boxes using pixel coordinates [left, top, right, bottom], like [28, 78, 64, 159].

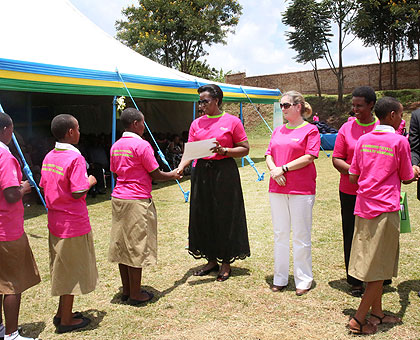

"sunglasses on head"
[279, 102, 297, 109]
[198, 99, 211, 105]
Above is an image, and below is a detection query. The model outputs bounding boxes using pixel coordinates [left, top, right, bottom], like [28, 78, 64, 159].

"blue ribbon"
[115, 69, 190, 202]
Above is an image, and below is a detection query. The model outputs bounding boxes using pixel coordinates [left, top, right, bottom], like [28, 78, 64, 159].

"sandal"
[369, 313, 402, 325]
[350, 286, 364, 297]
[348, 317, 377, 335]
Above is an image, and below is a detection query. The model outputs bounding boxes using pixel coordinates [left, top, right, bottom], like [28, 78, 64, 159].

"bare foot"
[369, 313, 402, 325]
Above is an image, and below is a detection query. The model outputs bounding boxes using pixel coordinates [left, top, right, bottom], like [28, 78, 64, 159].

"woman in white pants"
[265, 91, 320, 296]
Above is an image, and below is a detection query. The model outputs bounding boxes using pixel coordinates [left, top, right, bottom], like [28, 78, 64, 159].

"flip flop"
[127, 291, 154, 306]
[369, 313, 402, 325]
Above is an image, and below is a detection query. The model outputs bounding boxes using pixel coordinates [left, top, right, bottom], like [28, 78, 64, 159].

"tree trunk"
[313, 60, 322, 97]
[337, 20, 344, 106]
[388, 42, 393, 90]
[418, 40, 420, 88]
[378, 43, 383, 90]
[392, 38, 397, 90]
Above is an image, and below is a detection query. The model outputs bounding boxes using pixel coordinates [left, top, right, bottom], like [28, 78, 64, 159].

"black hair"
[374, 96, 401, 120]
[352, 86, 376, 105]
[0, 113, 13, 129]
[197, 84, 223, 108]
[51, 114, 77, 140]
[120, 108, 144, 129]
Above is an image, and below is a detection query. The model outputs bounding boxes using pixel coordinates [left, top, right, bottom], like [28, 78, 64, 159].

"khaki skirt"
[108, 197, 157, 268]
[0, 233, 41, 294]
[49, 231, 98, 296]
[349, 211, 399, 282]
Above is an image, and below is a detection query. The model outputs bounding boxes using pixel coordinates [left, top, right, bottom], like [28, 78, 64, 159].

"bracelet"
[223, 148, 228, 156]
[282, 165, 289, 172]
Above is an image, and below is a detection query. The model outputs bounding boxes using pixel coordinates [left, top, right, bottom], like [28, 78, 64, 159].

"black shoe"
[127, 291, 154, 306]
[57, 316, 91, 333]
[53, 311, 83, 326]
[193, 264, 219, 276]
[384, 279, 392, 286]
[216, 269, 231, 282]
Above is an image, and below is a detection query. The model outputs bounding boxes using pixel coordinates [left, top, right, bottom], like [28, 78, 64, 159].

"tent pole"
[240, 102, 244, 168]
[111, 96, 117, 191]
[193, 101, 196, 120]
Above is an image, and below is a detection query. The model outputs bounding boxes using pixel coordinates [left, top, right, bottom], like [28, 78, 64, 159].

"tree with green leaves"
[322, 0, 358, 104]
[389, 0, 420, 88]
[352, 0, 393, 89]
[115, 0, 242, 75]
[282, 0, 332, 97]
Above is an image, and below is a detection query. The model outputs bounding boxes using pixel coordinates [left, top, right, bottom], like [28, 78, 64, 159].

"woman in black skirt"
[177, 84, 250, 281]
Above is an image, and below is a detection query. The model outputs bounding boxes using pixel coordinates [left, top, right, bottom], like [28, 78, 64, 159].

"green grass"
[17, 138, 420, 339]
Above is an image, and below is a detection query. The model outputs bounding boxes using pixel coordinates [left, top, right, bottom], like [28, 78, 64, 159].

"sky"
[69, 0, 383, 77]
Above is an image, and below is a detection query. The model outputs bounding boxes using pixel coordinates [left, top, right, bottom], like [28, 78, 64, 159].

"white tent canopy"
[0, 0, 280, 103]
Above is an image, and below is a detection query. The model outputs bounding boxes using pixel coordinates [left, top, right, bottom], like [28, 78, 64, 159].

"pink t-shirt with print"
[111, 135, 159, 200]
[333, 118, 379, 195]
[188, 113, 247, 160]
[0, 147, 24, 241]
[350, 128, 414, 219]
[40, 149, 91, 238]
[265, 122, 320, 195]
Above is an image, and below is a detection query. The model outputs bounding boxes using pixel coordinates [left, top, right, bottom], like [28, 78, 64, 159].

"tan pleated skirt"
[349, 211, 400, 282]
[0, 233, 41, 294]
[108, 197, 157, 268]
[49, 231, 98, 296]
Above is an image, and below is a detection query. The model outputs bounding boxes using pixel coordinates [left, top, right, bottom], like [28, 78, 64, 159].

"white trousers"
[269, 193, 315, 289]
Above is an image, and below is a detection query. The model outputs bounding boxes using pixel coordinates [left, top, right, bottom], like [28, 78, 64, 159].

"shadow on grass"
[19, 321, 46, 339]
[329, 278, 397, 296]
[265, 274, 317, 292]
[83, 309, 107, 331]
[328, 278, 349, 294]
[110, 268, 194, 305]
[397, 279, 420, 318]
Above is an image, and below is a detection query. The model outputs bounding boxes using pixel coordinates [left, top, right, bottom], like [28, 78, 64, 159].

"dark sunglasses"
[279, 102, 297, 109]
[198, 99, 211, 105]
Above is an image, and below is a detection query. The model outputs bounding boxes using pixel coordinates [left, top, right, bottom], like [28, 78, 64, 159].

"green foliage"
[282, 0, 331, 65]
[188, 59, 232, 82]
[116, 0, 242, 74]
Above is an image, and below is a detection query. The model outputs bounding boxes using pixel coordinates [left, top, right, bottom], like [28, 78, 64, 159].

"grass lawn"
[18, 136, 420, 340]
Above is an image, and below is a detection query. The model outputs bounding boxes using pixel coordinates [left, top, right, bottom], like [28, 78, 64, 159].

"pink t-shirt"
[265, 122, 320, 195]
[350, 126, 414, 219]
[40, 147, 91, 238]
[0, 146, 24, 241]
[188, 112, 247, 160]
[110, 133, 159, 200]
[396, 119, 406, 135]
[333, 117, 379, 195]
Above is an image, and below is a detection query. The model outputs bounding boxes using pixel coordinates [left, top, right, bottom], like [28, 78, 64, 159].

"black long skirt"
[188, 157, 250, 263]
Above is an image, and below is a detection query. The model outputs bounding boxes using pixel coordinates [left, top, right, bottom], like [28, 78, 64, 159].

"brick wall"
[226, 60, 420, 94]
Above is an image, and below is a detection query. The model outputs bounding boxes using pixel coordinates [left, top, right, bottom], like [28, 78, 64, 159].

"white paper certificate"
[182, 138, 217, 161]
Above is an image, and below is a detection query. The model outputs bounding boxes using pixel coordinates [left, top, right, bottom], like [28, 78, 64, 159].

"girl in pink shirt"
[265, 91, 320, 296]
[347, 97, 415, 334]
[332, 86, 379, 297]
[0, 113, 40, 340]
[40, 114, 97, 334]
[109, 108, 180, 305]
